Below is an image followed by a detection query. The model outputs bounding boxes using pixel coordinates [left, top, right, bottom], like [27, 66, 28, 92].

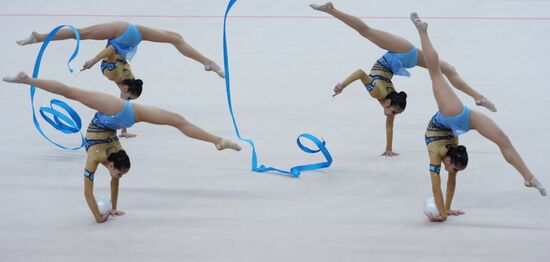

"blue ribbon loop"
[31, 25, 85, 150]
[222, 0, 333, 177]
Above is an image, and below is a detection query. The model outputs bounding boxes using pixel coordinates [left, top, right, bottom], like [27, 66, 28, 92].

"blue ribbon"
[30, 25, 85, 150]
[222, 0, 333, 177]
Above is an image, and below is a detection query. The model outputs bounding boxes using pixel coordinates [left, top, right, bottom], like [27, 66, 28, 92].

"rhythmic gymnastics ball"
[96, 196, 111, 215]
[422, 197, 440, 217]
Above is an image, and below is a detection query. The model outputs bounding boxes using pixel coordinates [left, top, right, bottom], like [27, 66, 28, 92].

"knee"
[172, 32, 183, 40]
[441, 63, 458, 76]
[446, 65, 457, 75]
[170, 32, 184, 44]
[428, 69, 443, 80]
[64, 88, 79, 100]
[496, 132, 511, 147]
[358, 26, 372, 38]
[496, 133, 514, 162]
[171, 113, 187, 126]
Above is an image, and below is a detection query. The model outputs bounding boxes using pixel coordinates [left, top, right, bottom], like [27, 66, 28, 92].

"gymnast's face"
[109, 168, 128, 179]
[107, 163, 129, 179]
[120, 88, 138, 101]
[443, 156, 466, 173]
[383, 104, 404, 117]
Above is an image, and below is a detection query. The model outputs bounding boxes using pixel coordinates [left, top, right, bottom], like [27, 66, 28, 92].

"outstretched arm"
[430, 172, 447, 221]
[382, 116, 399, 157]
[110, 177, 126, 216]
[445, 171, 464, 216]
[82, 45, 116, 71]
[427, 152, 447, 221]
[333, 69, 372, 97]
[83, 157, 111, 223]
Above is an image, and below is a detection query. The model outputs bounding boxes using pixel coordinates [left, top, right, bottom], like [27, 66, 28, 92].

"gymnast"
[3, 72, 241, 223]
[16, 21, 225, 137]
[410, 13, 546, 222]
[310, 2, 496, 157]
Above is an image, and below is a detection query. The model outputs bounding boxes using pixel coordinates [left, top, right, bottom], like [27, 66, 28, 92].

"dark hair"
[385, 91, 407, 110]
[107, 150, 131, 172]
[123, 78, 143, 98]
[447, 145, 468, 168]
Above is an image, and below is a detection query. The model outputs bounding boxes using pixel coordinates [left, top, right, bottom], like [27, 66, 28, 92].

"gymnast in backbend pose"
[409, 13, 546, 222]
[16, 21, 225, 137]
[310, 2, 496, 157]
[3, 72, 241, 223]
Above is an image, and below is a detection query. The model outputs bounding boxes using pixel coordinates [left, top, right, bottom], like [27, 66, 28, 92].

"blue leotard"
[107, 24, 142, 61]
[92, 100, 135, 130]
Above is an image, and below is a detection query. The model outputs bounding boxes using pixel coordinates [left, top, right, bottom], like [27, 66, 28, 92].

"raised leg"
[17, 22, 128, 45]
[470, 111, 546, 196]
[3, 72, 124, 115]
[136, 25, 225, 78]
[310, 2, 413, 53]
[411, 12, 463, 116]
[132, 104, 241, 151]
[415, 50, 497, 112]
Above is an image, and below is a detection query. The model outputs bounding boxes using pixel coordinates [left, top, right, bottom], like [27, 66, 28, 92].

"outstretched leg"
[440, 60, 497, 112]
[3, 72, 124, 115]
[411, 12, 463, 116]
[132, 104, 241, 151]
[136, 25, 225, 78]
[310, 2, 413, 53]
[16, 22, 128, 45]
[470, 111, 546, 196]
[415, 48, 497, 112]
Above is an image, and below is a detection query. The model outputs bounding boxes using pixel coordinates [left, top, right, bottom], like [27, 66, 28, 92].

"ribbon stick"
[30, 25, 85, 150]
[222, 0, 333, 177]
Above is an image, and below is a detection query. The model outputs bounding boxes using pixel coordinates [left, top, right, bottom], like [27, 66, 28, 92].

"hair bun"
[457, 145, 466, 153]
[398, 91, 407, 99]
[134, 79, 143, 87]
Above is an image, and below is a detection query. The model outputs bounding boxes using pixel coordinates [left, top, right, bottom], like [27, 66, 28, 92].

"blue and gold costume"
[338, 47, 418, 100]
[83, 102, 136, 180]
[95, 24, 143, 83]
[364, 47, 418, 100]
[425, 107, 471, 174]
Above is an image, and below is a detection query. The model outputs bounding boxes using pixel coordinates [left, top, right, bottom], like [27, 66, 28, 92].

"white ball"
[96, 196, 112, 215]
[422, 197, 440, 217]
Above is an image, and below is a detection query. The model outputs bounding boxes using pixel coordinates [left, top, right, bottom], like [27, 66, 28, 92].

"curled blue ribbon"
[31, 25, 85, 150]
[222, 0, 333, 177]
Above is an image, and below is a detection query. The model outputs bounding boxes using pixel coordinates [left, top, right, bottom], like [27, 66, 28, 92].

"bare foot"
[475, 96, 497, 112]
[310, 2, 334, 12]
[3, 72, 29, 84]
[204, 62, 225, 79]
[16, 32, 38, 46]
[525, 176, 547, 196]
[215, 138, 242, 151]
[410, 12, 428, 31]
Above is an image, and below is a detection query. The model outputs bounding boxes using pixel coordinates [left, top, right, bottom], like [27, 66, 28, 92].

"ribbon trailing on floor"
[222, 0, 333, 177]
[31, 25, 85, 150]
